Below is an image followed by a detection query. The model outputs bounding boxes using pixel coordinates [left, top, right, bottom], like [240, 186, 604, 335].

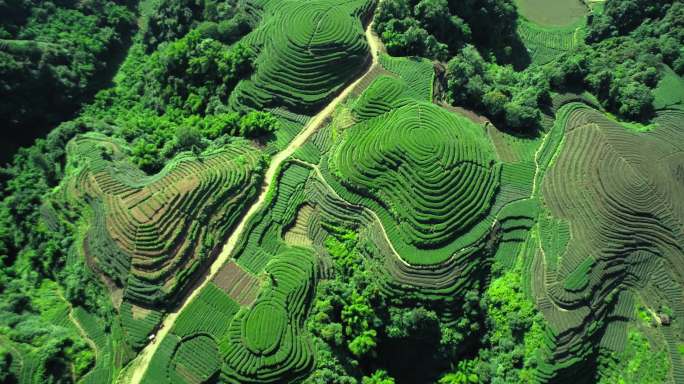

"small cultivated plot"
[378, 54, 434, 102]
[282, 204, 314, 247]
[120, 302, 164, 350]
[515, 0, 587, 65]
[352, 75, 416, 121]
[516, 0, 587, 27]
[170, 335, 220, 384]
[213, 261, 262, 306]
[234, 162, 312, 273]
[243, 302, 288, 354]
[517, 18, 585, 65]
[486, 122, 542, 164]
[653, 65, 684, 111]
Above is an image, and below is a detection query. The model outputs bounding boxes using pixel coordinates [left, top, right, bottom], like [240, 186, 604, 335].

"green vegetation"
[439, 0, 684, 128]
[451, 269, 548, 383]
[516, 0, 587, 27]
[537, 103, 684, 382]
[332, 101, 500, 263]
[221, 248, 316, 383]
[597, 329, 671, 383]
[170, 334, 221, 383]
[552, 1, 684, 120]
[0, 0, 136, 160]
[229, 0, 373, 113]
[52, 133, 264, 308]
[2, 0, 684, 382]
[653, 65, 684, 110]
[374, 0, 518, 60]
[516, 18, 585, 65]
[445, 44, 550, 129]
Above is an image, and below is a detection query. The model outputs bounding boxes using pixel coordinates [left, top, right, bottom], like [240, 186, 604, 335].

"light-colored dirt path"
[126, 18, 382, 384]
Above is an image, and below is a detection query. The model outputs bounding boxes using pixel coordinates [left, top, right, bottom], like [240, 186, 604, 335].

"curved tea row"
[331, 102, 500, 263]
[230, 0, 372, 113]
[54, 133, 264, 307]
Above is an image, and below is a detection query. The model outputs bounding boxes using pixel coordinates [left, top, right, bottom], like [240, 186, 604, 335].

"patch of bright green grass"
[516, 0, 588, 27]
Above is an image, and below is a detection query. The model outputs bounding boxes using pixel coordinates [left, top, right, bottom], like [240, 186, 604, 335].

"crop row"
[120, 302, 163, 350]
[141, 284, 241, 384]
[493, 198, 539, 269]
[142, 160, 322, 383]
[282, 204, 315, 247]
[352, 75, 415, 120]
[213, 261, 262, 306]
[220, 248, 316, 383]
[517, 19, 584, 65]
[234, 162, 312, 273]
[52, 133, 263, 311]
[172, 283, 241, 339]
[169, 335, 220, 384]
[530, 104, 684, 381]
[229, 0, 372, 113]
[378, 54, 434, 101]
[330, 101, 500, 264]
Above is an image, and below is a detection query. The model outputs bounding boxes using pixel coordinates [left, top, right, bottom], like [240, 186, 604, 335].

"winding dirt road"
[125, 19, 383, 384]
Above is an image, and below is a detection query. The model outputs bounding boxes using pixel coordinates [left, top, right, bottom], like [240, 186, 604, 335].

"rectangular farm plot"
[283, 204, 314, 247]
[212, 261, 261, 306]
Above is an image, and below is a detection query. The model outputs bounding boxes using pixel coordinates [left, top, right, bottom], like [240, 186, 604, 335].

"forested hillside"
[1, 0, 683, 383]
[0, 0, 137, 162]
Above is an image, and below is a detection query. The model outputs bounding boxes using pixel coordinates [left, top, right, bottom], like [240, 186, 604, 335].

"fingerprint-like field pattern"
[54, 133, 263, 307]
[220, 248, 316, 384]
[533, 104, 684, 381]
[230, 0, 372, 113]
[332, 102, 500, 256]
[352, 75, 415, 120]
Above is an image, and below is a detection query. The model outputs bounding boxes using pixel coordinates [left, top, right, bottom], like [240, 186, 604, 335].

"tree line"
[376, 0, 684, 130]
[0, 0, 137, 162]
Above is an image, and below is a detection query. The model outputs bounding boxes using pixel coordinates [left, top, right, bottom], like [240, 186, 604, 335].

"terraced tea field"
[331, 101, 500, 264]
[515, 0, 587, 65]
[99, 25, 684, 383]
[517, 18, 586, 65]
[533, 104, 684, 381]
[229, 0, 374, 113]
[4, 0, 684, 383]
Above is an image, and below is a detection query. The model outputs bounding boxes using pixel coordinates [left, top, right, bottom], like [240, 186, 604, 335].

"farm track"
[125, 17, 383, 384]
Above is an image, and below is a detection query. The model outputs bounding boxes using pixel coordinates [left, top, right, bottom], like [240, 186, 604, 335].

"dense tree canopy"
[440, 0, 684, 127]
[549, 1, 684, 121]
[445, 45, 548, 130]
[1, 0, 682, 381]
[0, 0, 136, 161]
[143, 0, 255, 51]
[587, 0, 675, 41]
[374, 0, 517, 60]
